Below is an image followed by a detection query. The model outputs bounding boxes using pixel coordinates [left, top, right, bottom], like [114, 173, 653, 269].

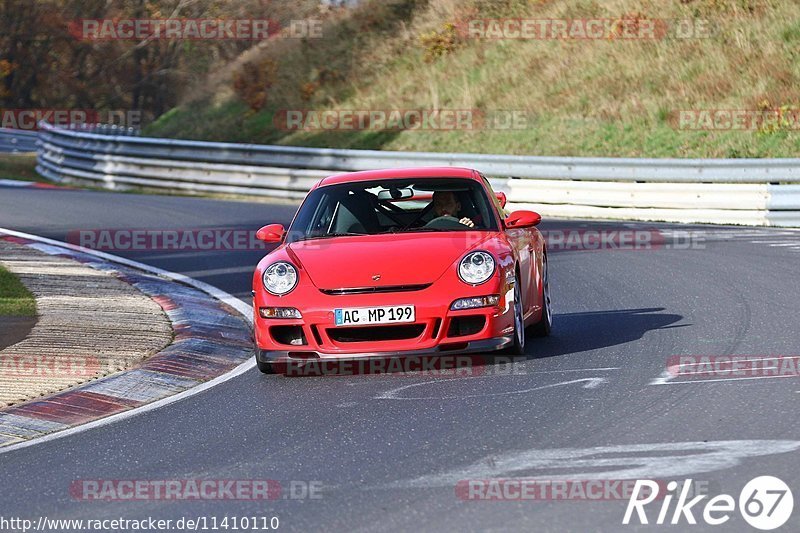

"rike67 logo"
[624, 476, 794, 530]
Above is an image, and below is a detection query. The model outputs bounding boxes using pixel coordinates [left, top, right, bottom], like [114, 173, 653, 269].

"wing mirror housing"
[505, 210, 542, 229]
[495, 192, 507, 208]
[256, 224, 285, 243]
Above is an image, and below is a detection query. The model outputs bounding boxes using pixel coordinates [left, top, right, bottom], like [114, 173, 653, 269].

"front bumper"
[253, 275, 516, 359]
[256, 335, 513, 364]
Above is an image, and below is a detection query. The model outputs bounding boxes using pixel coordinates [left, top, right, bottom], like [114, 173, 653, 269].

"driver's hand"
[459, 217, 475, 228]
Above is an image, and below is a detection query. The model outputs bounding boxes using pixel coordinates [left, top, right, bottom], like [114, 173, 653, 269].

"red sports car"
[252, 167, 552, 374]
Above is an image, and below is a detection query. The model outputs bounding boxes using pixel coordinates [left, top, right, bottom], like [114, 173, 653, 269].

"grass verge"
[0, 154, 40, 182]
[0, 265, 36, 317]
[148, 0, 800, 158]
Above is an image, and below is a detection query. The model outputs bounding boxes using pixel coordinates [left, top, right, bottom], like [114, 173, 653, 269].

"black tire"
[529, 253, 552, 337]
[505, 280, 526, 355]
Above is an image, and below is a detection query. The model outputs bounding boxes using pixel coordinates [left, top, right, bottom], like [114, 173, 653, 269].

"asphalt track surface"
[1, 186, 799, 532]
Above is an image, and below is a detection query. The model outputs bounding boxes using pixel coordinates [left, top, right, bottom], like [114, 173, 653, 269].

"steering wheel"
[424, 216, 469, 230]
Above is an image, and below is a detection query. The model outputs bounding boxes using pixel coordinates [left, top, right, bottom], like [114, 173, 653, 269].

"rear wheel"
[529, 253, 552, 337]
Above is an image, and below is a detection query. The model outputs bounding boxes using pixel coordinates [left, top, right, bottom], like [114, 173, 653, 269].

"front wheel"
[505, 280, 526, 355]
[529, 253, 552, 337]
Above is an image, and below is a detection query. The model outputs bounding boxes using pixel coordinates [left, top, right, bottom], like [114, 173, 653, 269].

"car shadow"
[273, 308, 686, 378]
[527, 307, 687, 359]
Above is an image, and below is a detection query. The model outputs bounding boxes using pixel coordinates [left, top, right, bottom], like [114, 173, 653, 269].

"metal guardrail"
[33, 123, 800, 226]
[1, 125, 140, 154]
[60, 123, 142, 136]
[0, 128, 38, 153]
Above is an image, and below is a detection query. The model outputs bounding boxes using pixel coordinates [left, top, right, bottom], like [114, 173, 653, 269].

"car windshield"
[286, 178, 498, 243]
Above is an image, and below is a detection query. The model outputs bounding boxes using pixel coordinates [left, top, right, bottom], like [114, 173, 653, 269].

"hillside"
[147, 0, 800, 158]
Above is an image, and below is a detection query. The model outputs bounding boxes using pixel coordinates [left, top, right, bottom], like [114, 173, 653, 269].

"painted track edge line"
[0, 226, 256, 456]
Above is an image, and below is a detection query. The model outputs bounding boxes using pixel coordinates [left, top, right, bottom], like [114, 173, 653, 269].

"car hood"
[288, 233, 493, 289]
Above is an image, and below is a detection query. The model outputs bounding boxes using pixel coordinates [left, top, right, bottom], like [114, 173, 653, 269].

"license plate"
[334, 305, 415, 326]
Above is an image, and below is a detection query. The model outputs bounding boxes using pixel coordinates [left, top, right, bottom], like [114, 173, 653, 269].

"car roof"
[316, 167, 480, 188]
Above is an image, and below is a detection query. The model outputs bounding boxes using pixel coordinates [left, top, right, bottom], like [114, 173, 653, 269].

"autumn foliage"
[0, 0, 320, 124]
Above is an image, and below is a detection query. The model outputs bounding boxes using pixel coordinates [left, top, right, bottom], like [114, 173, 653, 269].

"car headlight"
[263, 261, 298, 295]
[458, 251, 495, 285]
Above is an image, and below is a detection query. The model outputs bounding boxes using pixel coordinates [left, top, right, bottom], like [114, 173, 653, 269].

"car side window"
[481, 175, 508, 218]
[308, 194, 335, 236]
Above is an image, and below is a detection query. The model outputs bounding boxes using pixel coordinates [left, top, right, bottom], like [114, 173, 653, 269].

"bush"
[233, 58, 279, 112]
[419, 22, 461, 62]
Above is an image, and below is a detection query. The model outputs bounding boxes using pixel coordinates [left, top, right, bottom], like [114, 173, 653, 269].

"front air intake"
[328, 324, 425, 343]
[319, 284, 431, 296]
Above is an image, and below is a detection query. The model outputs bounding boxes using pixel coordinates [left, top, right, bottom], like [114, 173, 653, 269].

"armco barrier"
[33, 123, 800, 226]
[0, 128, 38, 153]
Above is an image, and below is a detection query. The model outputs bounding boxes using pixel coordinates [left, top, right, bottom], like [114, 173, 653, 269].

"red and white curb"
[0, 179, 68, 190]
[0, 228, 255, 454]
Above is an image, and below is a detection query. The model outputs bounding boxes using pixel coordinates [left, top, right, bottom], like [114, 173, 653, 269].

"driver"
[431, 191, 475, 228]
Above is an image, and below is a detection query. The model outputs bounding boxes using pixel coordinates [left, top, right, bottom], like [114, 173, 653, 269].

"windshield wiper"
[380, 227, 452, 234]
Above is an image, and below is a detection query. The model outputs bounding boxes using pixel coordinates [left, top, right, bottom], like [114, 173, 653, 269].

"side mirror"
[495, 192, 507, 208]
[256, 224, 285, 243]
[505, 210, 541, 229]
